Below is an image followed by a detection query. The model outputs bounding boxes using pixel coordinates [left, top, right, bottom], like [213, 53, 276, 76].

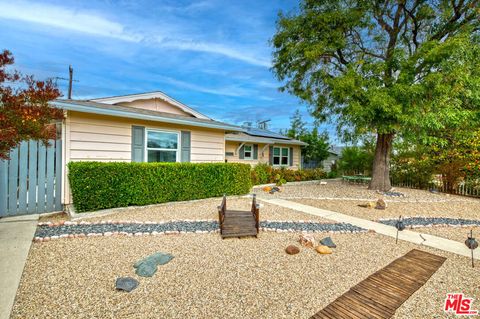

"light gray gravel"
[11, 232, 479, 319]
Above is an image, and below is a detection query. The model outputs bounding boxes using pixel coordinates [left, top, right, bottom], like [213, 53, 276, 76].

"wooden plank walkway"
[311, 249, 447, 319]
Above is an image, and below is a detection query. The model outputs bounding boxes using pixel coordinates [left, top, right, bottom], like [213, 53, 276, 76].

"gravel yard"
[414, 226, 480, 243]
[12, 232, 479, 319]
[40, 198, 332, 224]
[254, 180, 478, 203]
[292, 198, 480, 221]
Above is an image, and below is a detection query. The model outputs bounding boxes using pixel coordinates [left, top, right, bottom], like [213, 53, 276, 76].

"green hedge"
[251, 163, 326, 185]
[68, 162, 252, 213]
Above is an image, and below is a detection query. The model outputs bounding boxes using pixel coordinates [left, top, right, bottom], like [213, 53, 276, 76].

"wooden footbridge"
[218, 194, 259, 238]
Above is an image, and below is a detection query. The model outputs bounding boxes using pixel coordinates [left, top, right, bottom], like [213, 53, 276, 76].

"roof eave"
[52, 101, 242, 132]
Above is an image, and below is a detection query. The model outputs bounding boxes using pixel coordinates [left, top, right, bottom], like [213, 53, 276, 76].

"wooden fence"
[0, 139, 62, 217]
[391, 175, 480, 198]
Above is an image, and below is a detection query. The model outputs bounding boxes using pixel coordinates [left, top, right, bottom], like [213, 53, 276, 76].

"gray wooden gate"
[0, 139, 62, 217]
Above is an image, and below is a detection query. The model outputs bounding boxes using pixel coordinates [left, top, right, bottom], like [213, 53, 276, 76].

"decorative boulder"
[316, 245, 332, 254]
[115, 277, 139, 292]
[134, 252, 174, 277]
[285, 245, 300, 255]
[375, 198, 387, 210]
[319, 237, 336, 248]
[298, 234, 316, 248]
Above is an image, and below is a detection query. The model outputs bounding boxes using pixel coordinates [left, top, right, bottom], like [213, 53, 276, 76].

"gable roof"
[329, 146, 344, 156]
[53, 99, 242, 132]
[89, 91, 211, 120]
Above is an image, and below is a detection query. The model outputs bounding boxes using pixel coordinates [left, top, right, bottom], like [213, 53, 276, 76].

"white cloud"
[159, 39, 271, 67]
[0, 1, 140, 42]
[156, 75, 253, 97]
[0, 1, 270, 67]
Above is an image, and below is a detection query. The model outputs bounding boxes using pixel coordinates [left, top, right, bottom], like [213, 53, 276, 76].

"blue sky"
[0, 0, 338, 139]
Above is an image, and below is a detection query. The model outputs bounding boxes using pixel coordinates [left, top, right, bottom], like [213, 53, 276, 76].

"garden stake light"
[395, 215, 405, 244]
[465, 230, 478, 268]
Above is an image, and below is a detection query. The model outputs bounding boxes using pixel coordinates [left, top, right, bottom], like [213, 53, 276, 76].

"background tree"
[423, 128, 480, 191]
[338, 144, 375, 176]
[0, 50, 63, 159]
[301, 126, 330, 163]
[284, 109, 331, 164]
[272, 0, 480, 191]
[283, 109, 307, 139]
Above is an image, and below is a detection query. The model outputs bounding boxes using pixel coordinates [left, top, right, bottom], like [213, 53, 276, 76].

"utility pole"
[54, 65, 78, 99]
[68, 65, 73, 99]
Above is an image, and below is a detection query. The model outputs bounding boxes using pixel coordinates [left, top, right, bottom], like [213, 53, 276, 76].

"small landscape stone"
[319, 237, 336, 248]
[298, 234, 316, 248]
[285, 245, 300, 255]
[375, 198, 387, 210]
[315, 245, 332, 254]
[134, 252, 174, 277]
[115, 277, 139, 292]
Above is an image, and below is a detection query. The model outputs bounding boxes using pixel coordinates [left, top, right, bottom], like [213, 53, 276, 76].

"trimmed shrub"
[251, 163, 273, 185]
[250, 164, 326, 185]
[68, 162, 252, 213]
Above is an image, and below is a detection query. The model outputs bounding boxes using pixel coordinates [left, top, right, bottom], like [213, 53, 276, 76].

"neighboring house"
[225, 126, 307, 169]
[321, 146, 343, 172]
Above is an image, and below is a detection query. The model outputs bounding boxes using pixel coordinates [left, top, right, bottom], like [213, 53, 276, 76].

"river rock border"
[379, 217, 480, 228]
[33, 219, 367, 243]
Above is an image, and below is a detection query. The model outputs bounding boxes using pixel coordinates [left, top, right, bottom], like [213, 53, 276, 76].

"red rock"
[285, 245, 300, 255]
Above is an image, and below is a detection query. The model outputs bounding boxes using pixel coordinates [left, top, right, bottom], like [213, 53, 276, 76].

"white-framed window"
[273, 147, 289, 166]
[244, 144, 253, 160]
[145, 129, 180, 162]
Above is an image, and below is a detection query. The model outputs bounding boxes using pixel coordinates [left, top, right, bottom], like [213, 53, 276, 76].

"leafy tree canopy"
[0, 50, 63, 159]
[283, 109, 331, 162]
[272, 0, 480, 190]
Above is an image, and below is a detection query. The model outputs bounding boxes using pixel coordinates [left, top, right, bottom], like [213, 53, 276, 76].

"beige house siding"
[62, 111, 225, 204]
[116, 98, 194, 117]
[225, 141, 302, 170]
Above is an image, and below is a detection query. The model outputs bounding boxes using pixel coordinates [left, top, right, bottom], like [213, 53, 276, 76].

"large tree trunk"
[369, 133, 395, 191]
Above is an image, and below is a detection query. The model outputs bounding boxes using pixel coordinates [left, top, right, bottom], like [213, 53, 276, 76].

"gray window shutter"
[269, 146, 273, 165]
[253, 144, 258, 160]
[239, 144, 245, 159]
[181, 131, 191, 162]
[131, 126, 145, 162]
[289, 147, 294, 167]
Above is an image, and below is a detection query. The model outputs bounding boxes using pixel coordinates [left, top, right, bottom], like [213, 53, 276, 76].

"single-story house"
[52, 91, 306, 208]
[321, 146, 343, 172]
[225, 126, 307, 169]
